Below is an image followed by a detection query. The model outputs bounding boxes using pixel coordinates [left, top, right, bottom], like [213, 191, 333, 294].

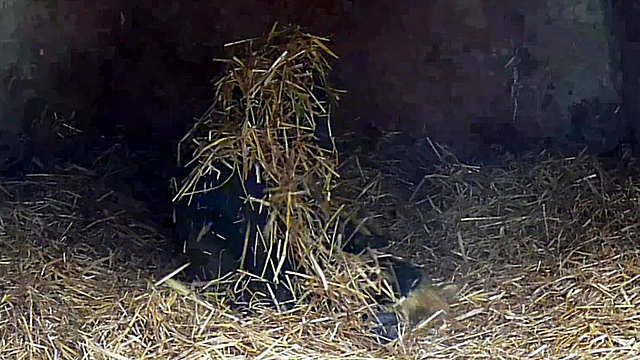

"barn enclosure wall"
[0, 0, 637, 174]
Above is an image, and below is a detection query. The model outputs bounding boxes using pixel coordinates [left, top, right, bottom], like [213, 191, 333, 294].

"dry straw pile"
[170, 24, 388, 317]
[173, 24, 341, 283]
[5, 141, 640, 359]
[336, 142, 640, 359]
[3, 24, 640, 359]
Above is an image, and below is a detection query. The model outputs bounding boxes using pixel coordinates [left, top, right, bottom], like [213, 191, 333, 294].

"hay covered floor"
[3, 144, 640, 359]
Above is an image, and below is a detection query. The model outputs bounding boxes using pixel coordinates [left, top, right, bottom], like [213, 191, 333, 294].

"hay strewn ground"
[3, 144, 640, 359]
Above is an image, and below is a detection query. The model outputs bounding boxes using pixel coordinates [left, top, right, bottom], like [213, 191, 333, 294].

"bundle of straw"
[174, 24, 343, 290]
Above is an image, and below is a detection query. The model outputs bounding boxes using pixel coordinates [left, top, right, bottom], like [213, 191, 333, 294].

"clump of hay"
[172, 24, 389, 315]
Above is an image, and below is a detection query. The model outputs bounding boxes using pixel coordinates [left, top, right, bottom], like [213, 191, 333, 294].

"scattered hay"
[4, 139, 640, 358]
[0, 170, 390, 359]
[334, 143, 640, 358]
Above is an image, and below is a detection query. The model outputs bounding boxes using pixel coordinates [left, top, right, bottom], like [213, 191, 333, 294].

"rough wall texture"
[0, 0, 627, 163]
[332, 0, 621, 158]
[0, 0, 29, 164]
[332, 0, 524, 157]
[0, 0, 21, 72]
